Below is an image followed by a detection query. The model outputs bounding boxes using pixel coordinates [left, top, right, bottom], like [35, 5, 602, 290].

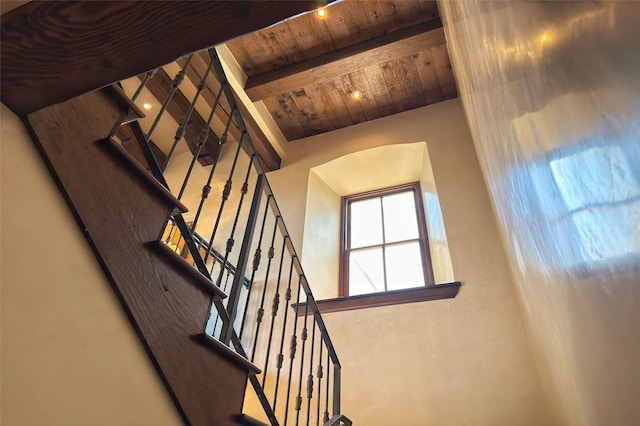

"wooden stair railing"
[7, 2, 348, 424]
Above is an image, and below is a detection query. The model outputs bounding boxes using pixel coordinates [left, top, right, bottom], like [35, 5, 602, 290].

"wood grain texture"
[26, 88, 253, 425]
[294, 283, 461, 315]
[245, 19, 444, 101]
[1, 0, 320, 115]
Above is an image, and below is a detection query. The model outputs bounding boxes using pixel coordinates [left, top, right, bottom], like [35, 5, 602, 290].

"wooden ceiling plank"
[263, 97, 298, 142]
[379, 60, 412, 113]
[275, 93, 308, 141]
[394, 0, 424, 27]
[378, 0, 405, 33]
[141, 68, 220, 166]
[417, 1, 440, 22]
[285, 12, 335, 59]
[355, 0, 388, 39]
[338, 75, 368, 126]
[362, 64, 397, 117]
[2, 0, 321, 116]
[316, 78, 354, 131]
[290, 87, 324, 135]
[431, 45, 458, 100]
[245, 19, 444, 101]
[397, 55, 427, 110]
[414, 50, 443, 104]
[348, 69, 382, 122]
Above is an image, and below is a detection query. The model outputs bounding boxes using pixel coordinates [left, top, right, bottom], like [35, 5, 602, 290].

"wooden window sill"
[294, 282, 461, 315]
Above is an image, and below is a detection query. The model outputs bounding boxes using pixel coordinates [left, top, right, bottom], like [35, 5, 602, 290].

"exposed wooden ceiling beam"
[245, 18, 445, 101]
[1, 1, 321, 115]
[141, 69, 220, 167]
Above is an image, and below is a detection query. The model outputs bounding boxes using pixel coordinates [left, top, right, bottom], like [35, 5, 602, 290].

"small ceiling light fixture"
[315, 7, 327, 18]
[142, 102, 152, 110]
[350, 90, 362, 101]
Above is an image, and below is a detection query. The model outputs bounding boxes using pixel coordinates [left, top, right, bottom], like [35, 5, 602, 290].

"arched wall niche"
[302, 142, 454, 299]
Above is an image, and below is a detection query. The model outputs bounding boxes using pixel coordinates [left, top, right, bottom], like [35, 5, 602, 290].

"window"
[340, 182, 435, 296]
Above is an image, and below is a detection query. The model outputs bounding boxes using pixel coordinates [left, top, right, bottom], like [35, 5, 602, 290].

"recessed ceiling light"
[351, 90, 362, 101]
[315, 7, 327, 18]
[143, 102, 152, 110]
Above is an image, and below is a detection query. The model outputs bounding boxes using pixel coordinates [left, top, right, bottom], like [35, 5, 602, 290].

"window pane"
[349, 247, 385, 295]
[350, 198, 383, 248]
[385, 242, 425, 291]
[383, 191, 419, 243]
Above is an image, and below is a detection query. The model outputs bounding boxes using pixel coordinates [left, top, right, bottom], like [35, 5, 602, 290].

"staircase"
[24, 44, 350, 426]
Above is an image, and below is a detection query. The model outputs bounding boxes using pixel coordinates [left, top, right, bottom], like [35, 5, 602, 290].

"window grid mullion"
[379, 196, 388, 292]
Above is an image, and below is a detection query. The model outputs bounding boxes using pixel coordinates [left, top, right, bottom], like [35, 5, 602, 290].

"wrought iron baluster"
[316, 342, 324, 426]
[189, 111, 233, 237]
[305, 316, 317, 426]
[295, 298, 310, 426]
[258, 234, 287, 373]
[284, 275, 304, 426]
[272, 253, 296, 412]
[147, 56, 192, 142]
[324, 352, 331, 425]
[163, 55, 216, 172]
[176, 83, 225, 201]
[108, 68, 157, 138]
[202, 121, 241, 266]
[237, 196, 272, 341]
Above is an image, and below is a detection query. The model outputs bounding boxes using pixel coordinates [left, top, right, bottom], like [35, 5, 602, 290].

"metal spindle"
[258, 236, 288, 373]
[163, 55, 216, 172]
[177, 83, 226, 200]
[108, 68, 157, 138]
[324, 352, 331, 425]
[272, 253, 296, 412]
[284, 275, 304, 426]
[295, 298, 310, 426]
[132, 68, 158, 102]
[214, 152, 255, 287]
[188, 115, 230, 236]
[316, 342, 324, 426]
[305, 316, 317, 426]
[147, 56, 192, 142]
[202, 120, 241, 265]
[238, 196, 272, 341]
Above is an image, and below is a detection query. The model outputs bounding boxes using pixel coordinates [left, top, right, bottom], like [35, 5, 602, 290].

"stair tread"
[195, 333, 261, 375]
[105, 84, 146, 123]
[148, 240, 227, 300]
[234, 413, 270, 426]
[101, 138, 188, 213]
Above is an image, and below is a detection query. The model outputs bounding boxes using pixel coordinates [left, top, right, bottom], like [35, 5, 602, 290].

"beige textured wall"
[267, 99, 553, 425]
[1, 104, 183, 425]
[440, 2, 640, 425]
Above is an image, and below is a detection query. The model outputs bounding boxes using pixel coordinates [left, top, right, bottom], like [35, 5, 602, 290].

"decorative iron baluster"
[324, 352, 331, 425]
[163, 54, 216, 172]
[316, 342, 324, 426]
[272, 253, 296, 412]
[147, 56, 192, 142]
[295, 298, 310, 426]
[202, 119, 241, 266]
[190, 108, 233, 240]
[238, 198, 273, 342]
[306, 317, 317, 426]
[259, 234, 287, 376]
[284, 275, 304, 426]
